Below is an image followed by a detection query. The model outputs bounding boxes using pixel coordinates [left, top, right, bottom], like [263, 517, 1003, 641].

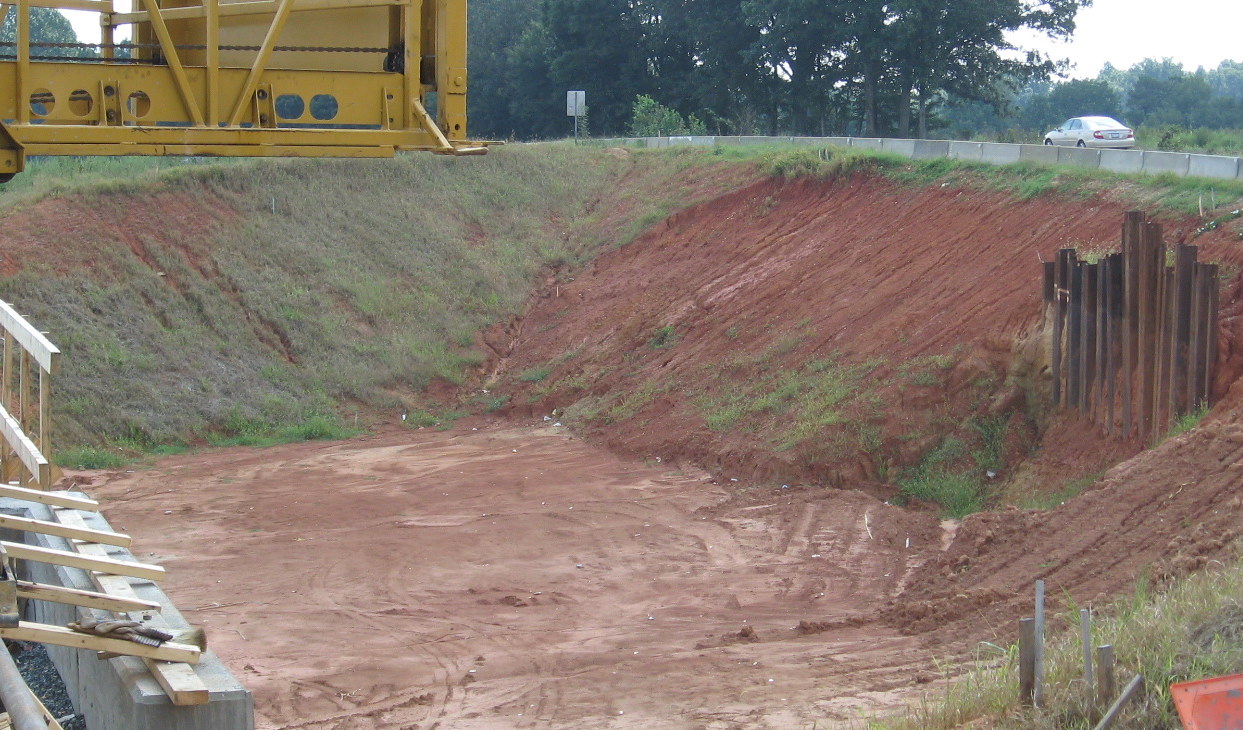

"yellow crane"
[0, 0, 482, 181]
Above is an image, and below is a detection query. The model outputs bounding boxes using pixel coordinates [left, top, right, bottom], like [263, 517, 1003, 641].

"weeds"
[871, 548, 1243, 730]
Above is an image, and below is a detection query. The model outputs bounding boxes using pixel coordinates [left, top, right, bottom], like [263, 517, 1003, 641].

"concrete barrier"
[1187, 154, 1241, 180]
[3, 498, 253, 730]
[1142, 151, 1191, 176]
[880, 139, 916, 157]
[1058, 146, 1101, 168]
[606, 135, 1242, 180]
[1018, 144, 1060, 165]
[979, 143, 1021, 165]
[849, 137, 883, 151]
[948, 141, 983, 161]
[912, 140, 951, 160]
[1100, 149, 1143, 174]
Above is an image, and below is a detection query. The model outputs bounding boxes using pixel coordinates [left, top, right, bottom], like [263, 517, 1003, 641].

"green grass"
[1, 144, 725, 445]
[518, 366, 552, 382]
[647, 325, 681, 349]
[1015, 471, 1103, 510]
[1164, 405, 1211, 441]
[54, 445, 128, 470]
[206, 413, 358, 448]
[870, 548, 1243, 730]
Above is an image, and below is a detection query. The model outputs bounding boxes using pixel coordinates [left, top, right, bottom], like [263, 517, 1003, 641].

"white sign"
[567, 90, 585, 117]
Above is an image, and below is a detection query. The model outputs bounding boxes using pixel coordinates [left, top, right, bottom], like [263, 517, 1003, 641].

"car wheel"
[1076, 140, 1086, 148]
[1044, 138, 1053, 146]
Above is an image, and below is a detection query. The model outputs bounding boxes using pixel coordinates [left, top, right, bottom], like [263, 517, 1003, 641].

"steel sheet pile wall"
[1044, 211, 1219, 440]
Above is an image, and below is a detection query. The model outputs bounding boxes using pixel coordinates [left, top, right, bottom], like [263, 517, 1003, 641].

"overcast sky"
[1010, 0, 1243, 78]
[67, 0, 1242, 80]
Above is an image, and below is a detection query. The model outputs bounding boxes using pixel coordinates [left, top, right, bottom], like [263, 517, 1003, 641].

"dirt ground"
[39, 162, 1243, 729]
[87, 422, 954, 730]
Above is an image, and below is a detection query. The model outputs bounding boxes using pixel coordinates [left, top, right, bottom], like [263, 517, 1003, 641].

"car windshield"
[1083, 117, 1125, 130]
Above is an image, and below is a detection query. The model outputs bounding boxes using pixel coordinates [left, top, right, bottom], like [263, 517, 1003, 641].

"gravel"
[8, 641, 87, 730]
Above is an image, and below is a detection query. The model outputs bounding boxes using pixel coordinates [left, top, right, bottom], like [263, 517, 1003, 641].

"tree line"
[468, 0, 1089, 140]
[942, 59, 1243, 142]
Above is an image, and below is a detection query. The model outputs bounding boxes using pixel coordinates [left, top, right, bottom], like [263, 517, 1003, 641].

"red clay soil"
[65, 170, 1243, 728]
[87, 424, 948, 729]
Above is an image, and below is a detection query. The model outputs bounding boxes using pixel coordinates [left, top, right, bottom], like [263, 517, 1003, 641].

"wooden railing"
[0, 299, 59, 488]
[1044, 211, 1220, 441]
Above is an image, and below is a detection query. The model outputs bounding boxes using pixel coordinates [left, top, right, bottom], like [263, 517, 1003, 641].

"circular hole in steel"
[127, 90, 151, 119]
[68, 89, 94, 117]
[29, 88, 55, 117]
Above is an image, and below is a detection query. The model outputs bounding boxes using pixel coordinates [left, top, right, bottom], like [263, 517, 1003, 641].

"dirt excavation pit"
[87, 422, 952, 729]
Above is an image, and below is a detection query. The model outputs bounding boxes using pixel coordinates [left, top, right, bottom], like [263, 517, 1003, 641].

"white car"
[1043, 116, 1135, 149]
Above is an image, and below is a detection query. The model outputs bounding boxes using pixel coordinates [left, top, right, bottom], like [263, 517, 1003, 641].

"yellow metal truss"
[0, 0, 481, 179]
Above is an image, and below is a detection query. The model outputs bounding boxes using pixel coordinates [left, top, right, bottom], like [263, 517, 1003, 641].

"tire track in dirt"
[89, 424, 947, 729]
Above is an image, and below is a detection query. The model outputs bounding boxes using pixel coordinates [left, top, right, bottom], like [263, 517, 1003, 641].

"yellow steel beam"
[14, 0, 107, 11]
[403, 0, 421, 129]
[15, 0, 28, 125]
[139, 0, 206, 126]
[111, 0, 400, 25]
[205, 0, 219, 125]
[0, 122, 23, 178]
[226, 0, 294, 126]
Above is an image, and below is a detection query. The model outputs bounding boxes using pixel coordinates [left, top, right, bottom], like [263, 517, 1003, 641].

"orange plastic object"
[1171, 674, 1243, 730]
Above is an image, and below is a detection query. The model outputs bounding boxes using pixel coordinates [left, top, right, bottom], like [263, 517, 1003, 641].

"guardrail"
[592, 135, 1243, 182]
[0, 300, 59, 488]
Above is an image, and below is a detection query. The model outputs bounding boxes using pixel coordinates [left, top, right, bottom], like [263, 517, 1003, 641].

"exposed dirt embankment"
[484, 166, 1243, 630]
[489, 172, 1230, 488]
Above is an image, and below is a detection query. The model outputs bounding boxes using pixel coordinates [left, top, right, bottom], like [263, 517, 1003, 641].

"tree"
[628, 94, 706, 136]
[0, 7, 94, 59]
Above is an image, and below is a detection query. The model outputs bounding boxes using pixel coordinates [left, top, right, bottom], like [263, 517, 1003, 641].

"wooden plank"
[1051, 250, 1073, 407]
[0, 621, 200, 663]
[1207, 264, 1220, 406]
[1081, 262, 1098, 415]
[0, 402, 48, 488]
[1, 541, 164, 582]
[1153, 267, 1172, 442]
[1189, 263, 1208, 411]
[1096, 644, 1116, 708]
[16, 580, 160, 614]
[0, 485, 98, 511]
[0, 513, 130, 547]
[1092, 674, 1143, 730]
[0, 301, 57, 374]
[1019, 617, 1036, 706]
[1121, 213, 1141, 436]
[1136, 222, 1160, 440]
[1170, 245, 1196, 419]
[1068, 260, 1084, 409]
[53, 510, 210, 706]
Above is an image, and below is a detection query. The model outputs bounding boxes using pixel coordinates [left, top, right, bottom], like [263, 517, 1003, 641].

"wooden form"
[0, 299, 59, 488]
[1, 541, 164, 582]
[2, 621, 201, 663]
[0, 485, 97, 511]
[52, 508, 210, 705]
[1043, 211, 1220, 440]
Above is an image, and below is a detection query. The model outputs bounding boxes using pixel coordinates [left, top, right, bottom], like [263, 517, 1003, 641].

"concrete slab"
[1058, 146, 1102, 169]
[948, 141, 983, 161]
[979, 143, 1021, 165]
[820, 137, 851, 148]
[849, 137, 883, 151]
[1187, 154, 1241, 180]
[1018, 144, 1060, 165]
[2, 498, 253, 730]
[1142, 151, 1191, 176]
[912, 140, 951, 160]
[1100, 149, 1143, 174]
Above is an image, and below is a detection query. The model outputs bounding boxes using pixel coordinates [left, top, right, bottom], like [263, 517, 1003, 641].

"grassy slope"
[0, 144, 755, 447]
